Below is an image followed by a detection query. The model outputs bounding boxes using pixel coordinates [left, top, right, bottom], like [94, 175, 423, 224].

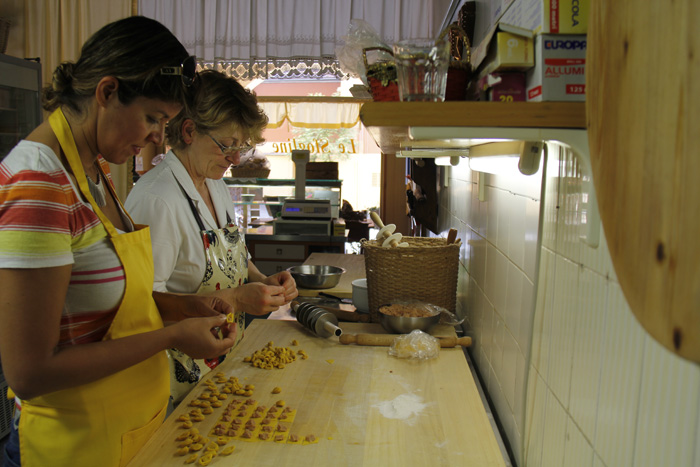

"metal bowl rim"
[286, 265, 346, 276]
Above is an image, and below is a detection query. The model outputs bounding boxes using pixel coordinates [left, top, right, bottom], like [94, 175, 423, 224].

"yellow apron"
[168, 183, 248, 403]
[17, 109, 169, 467]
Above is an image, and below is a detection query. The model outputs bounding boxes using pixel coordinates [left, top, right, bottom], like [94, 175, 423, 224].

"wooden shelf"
[359, 101, 586, 154]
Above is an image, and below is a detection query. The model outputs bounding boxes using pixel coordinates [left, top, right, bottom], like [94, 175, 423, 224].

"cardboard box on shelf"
[501, 0, 589, 35]
[471, 22, 534, 75]
[526, 34, 586, 102]
[475, 72, 527, 102]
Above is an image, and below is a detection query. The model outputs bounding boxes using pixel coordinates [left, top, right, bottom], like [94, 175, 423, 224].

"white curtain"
[24, 0, 132, 92]
[139, 0, 451, 79]
[23, 0, 133, 200]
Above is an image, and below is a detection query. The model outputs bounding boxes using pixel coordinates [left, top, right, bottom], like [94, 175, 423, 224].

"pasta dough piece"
[219, 445, 235, 456]
[274, 432, 289, 443]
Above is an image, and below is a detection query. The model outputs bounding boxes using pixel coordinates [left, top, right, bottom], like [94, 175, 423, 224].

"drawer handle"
[276, 248, 283, 255]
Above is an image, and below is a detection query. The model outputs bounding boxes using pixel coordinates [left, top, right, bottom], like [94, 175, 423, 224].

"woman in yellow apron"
[0, 17, 236, 467]
[125, 70, 298, 404]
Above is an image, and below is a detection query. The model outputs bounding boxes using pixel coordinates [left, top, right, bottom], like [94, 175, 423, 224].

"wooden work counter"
[129, 320, 505, 466]
[296, 252, 365, 299]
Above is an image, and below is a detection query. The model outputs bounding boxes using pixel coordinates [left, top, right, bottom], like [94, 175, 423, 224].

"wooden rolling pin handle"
[339, 334, 394, 346]
[447, 228, 458, 244]
[370, 211, 385, 229]
[438, 336, 472, 348]
[339, 334, 472, 348]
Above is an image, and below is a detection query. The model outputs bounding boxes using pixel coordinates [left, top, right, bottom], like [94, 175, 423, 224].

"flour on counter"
[374, 393, 427, 423]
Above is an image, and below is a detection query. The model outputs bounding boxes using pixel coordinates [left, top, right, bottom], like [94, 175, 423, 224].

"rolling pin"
[339, 333, 472, 348]
[370, 211, 408, 248]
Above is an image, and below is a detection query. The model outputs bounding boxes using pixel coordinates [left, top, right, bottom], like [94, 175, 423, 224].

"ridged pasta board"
[128, 320, 505, 466]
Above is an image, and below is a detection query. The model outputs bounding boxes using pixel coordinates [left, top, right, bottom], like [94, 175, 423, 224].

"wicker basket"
[228, 168, 270, 179]
[362, 237, 460, 323]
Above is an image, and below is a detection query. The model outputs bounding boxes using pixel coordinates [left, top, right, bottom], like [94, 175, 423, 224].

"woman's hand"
[220, 282, 287, 316]
[168, 314, 237, 359]
[154, 291, 234, 323]
[262, 270, 298, 303]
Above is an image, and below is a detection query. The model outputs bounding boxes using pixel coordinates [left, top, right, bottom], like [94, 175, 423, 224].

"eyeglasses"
[207, 134, 254, 156]
[160, 55, 197, 87]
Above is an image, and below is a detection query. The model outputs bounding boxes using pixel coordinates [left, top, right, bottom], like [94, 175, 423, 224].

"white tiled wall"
[436, 158, 542, 464]
[436, 143, 700, 466]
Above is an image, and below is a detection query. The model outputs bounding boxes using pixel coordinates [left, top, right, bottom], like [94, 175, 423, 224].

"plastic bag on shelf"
[336, 19, 393, 85]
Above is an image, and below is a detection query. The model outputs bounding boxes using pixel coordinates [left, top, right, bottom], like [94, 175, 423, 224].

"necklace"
[87, 172, 107, 207]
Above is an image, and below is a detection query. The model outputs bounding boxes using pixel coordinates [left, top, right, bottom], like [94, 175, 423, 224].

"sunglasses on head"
[160, 55, 197, 87]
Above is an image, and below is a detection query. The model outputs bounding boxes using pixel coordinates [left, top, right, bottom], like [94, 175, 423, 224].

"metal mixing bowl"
[379, 308, 441, 334]
[287, 265, 346, 289]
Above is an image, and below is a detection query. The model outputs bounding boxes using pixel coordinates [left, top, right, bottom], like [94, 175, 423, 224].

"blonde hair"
[166, 70, 268, 150]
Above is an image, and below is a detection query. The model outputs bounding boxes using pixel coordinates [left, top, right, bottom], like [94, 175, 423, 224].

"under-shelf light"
[397, 140, 543, 175]
[468, 141, 543, 176]
[434, 156, 463, 166]
[397, 149, 469, 158]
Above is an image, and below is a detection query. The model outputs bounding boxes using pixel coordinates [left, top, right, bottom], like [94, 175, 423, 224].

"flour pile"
[374, 394, 427, 423]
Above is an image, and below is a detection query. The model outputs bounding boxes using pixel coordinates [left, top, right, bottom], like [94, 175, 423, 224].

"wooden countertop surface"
[296, 253, 365, 299]
[129, 320, 505, 466]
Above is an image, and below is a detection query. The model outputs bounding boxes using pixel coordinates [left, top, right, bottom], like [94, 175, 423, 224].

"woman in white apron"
[126, 70, 298, 404]
[0, 17, 237, 467]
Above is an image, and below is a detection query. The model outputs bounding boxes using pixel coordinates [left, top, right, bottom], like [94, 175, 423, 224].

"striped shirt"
[0, 141, 126, 346]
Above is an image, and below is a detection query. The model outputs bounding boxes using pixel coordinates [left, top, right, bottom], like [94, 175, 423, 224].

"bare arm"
[0, 267, 236, 400]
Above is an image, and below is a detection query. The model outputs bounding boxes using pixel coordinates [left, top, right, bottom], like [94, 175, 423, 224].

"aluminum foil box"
[526, 34, 586, 102]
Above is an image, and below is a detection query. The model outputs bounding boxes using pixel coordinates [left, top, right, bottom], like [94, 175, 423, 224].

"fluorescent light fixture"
[397, 149, 469, 158]
[397, 140, 543, 175]
[469, 155, 523, 176]
[468, 141, 543, 176]
[435, 156, 463, 166]
[400, 138, 508, 149]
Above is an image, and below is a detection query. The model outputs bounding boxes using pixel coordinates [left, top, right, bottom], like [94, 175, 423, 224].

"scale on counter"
[281, 199, 332, 219]
[273, 150, 334, 235]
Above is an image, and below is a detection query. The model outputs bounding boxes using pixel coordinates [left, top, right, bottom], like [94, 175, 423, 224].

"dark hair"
[166, 70, 268, 150]
[42, 16, 190, 113]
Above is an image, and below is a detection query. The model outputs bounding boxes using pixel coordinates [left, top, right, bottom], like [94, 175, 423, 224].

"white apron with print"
[168, 187, 248, 403]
